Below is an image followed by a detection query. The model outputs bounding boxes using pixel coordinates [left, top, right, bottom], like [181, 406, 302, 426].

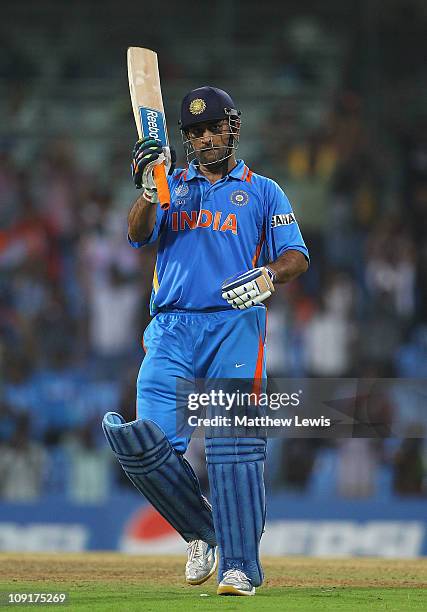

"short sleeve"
[128, 203, 167, 248]
[127, 172, 178, 248]
[263, 179, 309, 263]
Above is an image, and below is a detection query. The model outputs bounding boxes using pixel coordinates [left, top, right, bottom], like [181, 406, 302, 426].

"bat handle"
[154, 163, 170, 210]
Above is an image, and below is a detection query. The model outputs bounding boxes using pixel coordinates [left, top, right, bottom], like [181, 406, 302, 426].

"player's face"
[186, 119, 232, 166]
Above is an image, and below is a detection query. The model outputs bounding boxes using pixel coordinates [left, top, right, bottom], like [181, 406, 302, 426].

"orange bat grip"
[154, 163, 170, 210]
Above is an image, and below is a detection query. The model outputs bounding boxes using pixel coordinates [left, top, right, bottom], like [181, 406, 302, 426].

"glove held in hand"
[221, 267, 275, 309]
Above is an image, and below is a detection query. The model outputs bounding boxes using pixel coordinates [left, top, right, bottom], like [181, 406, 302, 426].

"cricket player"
[103, 86, 309, 596]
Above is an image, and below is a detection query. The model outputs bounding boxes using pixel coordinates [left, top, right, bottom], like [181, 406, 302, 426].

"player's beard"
[197, 143, 230, 170]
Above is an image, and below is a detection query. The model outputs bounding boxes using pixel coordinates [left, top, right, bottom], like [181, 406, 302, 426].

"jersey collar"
[184, 159, 248, 181]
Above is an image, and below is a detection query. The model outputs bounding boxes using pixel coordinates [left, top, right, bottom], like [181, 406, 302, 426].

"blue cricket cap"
[180, 86, 240, 130]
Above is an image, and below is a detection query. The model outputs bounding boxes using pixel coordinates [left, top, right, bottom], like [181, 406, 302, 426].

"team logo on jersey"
[175, 183, 189, 197]
[230, 190, 249, 207]
[189, 98, 206, 115]
[271, 213, 296, 227]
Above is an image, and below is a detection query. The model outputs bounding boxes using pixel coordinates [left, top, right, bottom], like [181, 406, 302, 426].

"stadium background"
[0, 0, 426, 556]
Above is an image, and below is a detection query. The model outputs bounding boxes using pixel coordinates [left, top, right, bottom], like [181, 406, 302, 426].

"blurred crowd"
[1, 2, 426, 503]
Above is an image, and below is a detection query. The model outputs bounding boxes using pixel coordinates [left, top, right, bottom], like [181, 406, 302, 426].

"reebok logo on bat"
[140, 108, 167, 144]
[146, 110, 161, 139]
[271, 213, 296, 228]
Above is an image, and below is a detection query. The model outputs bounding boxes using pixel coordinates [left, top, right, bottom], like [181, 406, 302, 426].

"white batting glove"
[142, 146, 174, 203]
[141, 147, 173, 191]
[221, 267, 276, 309]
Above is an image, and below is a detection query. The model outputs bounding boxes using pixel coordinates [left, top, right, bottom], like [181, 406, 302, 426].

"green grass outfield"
[0, 554, 426, 611]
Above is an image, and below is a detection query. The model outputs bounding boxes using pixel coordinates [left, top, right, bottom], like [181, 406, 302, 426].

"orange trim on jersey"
[141, 337, 148, 353]
[175, 170, 184, 180]
[252, 334, 265, 398]
[240, 165, 249, 181]
[251, 226, 266, 267]
[183, 169, 189, 181]
[246, 170, 253, 183]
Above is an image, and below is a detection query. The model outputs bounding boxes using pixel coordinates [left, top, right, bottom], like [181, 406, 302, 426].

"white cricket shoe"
[217, 568, 256, 596]
[185, 540, 218, 585]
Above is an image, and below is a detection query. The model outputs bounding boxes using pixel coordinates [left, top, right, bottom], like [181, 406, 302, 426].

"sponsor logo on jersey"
[230, 190, 249, 206]
[271, 213, 296, 228]
[175, 183, 189, 197]
[171, 209, 237, 235]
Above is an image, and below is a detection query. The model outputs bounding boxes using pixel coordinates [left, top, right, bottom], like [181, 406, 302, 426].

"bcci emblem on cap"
[189, 98, 207, 115]
[230, 190, 249, 207]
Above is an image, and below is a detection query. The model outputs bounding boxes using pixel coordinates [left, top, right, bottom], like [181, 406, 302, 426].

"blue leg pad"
[103, 412, 216, 546]
[205, 437, 266, 587]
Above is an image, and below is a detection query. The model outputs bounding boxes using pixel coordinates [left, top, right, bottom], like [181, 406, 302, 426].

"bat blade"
[127, 46, 170, 210]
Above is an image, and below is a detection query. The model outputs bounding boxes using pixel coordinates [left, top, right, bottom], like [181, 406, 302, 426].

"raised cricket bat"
[127, 46, 171, 210]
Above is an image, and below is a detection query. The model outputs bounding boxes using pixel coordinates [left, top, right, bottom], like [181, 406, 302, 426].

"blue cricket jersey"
[129, 159, 309, 313]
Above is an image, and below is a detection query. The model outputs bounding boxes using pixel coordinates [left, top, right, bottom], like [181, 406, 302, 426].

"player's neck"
[198, 156, 237, 184]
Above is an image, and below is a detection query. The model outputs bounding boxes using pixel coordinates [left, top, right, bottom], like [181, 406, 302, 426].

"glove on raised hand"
[221, 266, 276, 309]
[131, 137, 176, 203]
